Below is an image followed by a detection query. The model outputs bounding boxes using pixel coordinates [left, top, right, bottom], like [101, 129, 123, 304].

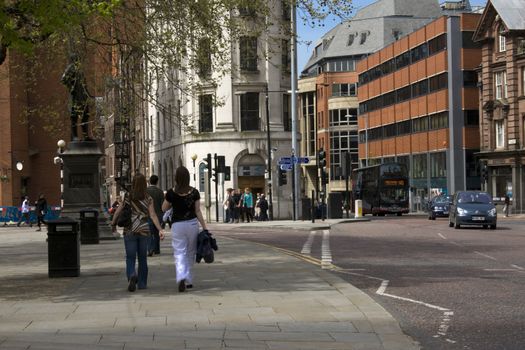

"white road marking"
[437, 233, 447, 240]
[376, 280, 450, 311]
[484, 269, 521, 272]
[301, 230, 317, 255]
[511, 264, 524, 270]
[321, 229, 332, 269]
[474, 251, 497, 261]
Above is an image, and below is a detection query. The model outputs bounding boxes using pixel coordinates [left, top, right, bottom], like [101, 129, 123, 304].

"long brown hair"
[131, 173, 147, 200]
[174, 166, 191, 194]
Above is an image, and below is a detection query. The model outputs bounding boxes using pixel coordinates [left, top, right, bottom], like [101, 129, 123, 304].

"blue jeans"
[124, 234, 149, 289]
[148, 220, 161, 254]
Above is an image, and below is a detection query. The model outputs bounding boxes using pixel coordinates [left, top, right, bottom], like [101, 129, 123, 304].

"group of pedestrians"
[16, 194, 48, 231]
[223, 188, 269, 223]
[111, 166, 208, 293]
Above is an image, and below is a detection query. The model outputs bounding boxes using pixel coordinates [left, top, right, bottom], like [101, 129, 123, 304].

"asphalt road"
[213, 216, 525, 350]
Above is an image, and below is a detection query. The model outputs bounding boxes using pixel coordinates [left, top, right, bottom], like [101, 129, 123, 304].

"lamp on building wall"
[191, 153, 198, 187]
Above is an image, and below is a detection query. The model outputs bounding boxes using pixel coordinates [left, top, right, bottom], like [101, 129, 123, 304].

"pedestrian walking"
[17, 196, 32, 227]
[162, 166, 208, 292]
[242, 188, 254, 223]
[146, 175, 164, 256]
[223, 188, 234, 223]
[111, 174, 165, 292]
[258, 194, 269, 221]
[232, 189, 241, 223]
[35, 194, 48, 231]
[503, 194, 511, 217]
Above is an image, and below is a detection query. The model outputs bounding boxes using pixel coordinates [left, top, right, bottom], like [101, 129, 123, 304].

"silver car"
[449, 191, 497, 230]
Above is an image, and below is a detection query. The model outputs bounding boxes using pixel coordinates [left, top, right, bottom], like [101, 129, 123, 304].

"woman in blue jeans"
[112, 174, 165, 292]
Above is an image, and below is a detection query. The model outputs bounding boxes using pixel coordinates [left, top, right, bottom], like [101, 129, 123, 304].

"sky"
[296, 0, 488, 72]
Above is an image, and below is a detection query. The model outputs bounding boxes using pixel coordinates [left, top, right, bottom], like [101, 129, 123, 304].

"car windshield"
[380, 188, 408, 203]
[457, 192, 492, 204]
[433, 195, 450, 204]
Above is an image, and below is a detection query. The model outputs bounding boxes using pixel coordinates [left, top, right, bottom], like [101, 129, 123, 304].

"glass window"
[498, 26, 506, 52]
[430, 152, 446, 178]
[464, 110, 479, 126]
[412, 154, 427, 179]
[199, 95, 213, 132]
[240, 92, 259, 131]
[412, 116, 429, 133]
[495, 71, 507, 99]
[430, 112, 449, 129]
[240, 36, 258, 71]
[281, 39, 290, 72]
[428, 34, 447, 55]
[495, 119, 505, 148]
[463, 71, 478, 87]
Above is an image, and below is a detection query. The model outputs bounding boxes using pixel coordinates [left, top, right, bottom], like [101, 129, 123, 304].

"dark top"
[165, 187, 200, 223]
[146, 185, 164, 220]
[36, 198, 47, 215]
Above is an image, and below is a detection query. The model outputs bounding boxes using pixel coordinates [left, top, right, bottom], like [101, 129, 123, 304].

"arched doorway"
[237, 154, 265, 196]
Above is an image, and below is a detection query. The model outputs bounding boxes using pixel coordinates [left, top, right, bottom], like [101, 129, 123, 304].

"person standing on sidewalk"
[111, 174, 165, 292]
[162, 166, 208, 292]
[242, 188, 254, 223]
[146, 175, 164, 256]
[35, 194, 48, 231]
[17, 196, 32, 227]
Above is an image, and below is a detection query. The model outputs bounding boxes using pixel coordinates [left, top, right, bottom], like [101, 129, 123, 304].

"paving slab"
[0, 224, 419, 349]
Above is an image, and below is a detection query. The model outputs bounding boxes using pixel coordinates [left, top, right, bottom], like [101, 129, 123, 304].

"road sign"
[278, 157, 292, 165]
[279, 164, 292, 171]
[297, 157, 310, 164]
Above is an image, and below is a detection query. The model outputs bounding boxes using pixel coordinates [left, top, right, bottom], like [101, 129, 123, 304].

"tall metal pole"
[214, 153, 219, 222]
[290, 1, 299, 220]
[265, 89, 274, 220]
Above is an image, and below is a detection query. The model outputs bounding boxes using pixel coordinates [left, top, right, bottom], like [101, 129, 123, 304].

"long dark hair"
[174, 166, 191, 194]
[131, 173, 147, 200]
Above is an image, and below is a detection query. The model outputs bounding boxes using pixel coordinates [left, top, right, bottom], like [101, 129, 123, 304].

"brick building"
[357, 13, 482, 211]
[473, 0, 525, 213]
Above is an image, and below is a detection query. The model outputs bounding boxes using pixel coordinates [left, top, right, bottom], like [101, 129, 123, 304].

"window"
[359, 31, 369, 45]
[429, 73, 448, 92]
[383, 123, 396, 138]
[410, 43, 428, 63]
[332, 83, 357, 97]
[330, 130, 358, 180]
[495, 71, 507, 99]
[430, 152, 446, 178]
[199, 95, 213, 132]
[462, 31, 482, 49]
[495, 120, 505, 148]
[240, 36, 258, 71]
[395, 51, 410, 70]
[302, 93, 315, 156]
[197, 38, 211, 77]
[397, 120, 411, 136]
[327, 58, 356, 72]
[428, 34, 447, 55]
[498, 26, 506, 52]
[412, 79, 428, 98]
[412, 154, 427, 179]
[240, 92, 259, 131]
[464, 110, 479, 126]
[412, 116, 429, 133]
[281, 39, 290, 72]
[522, 67, 525, 96]
[430, 112, 448, 129]
[463, 71, 478, 87]
[283, 94, 291, 132]
[329, 108, 357, 126]
[396, 86, 411, 103]
[347, 33, 355, 46]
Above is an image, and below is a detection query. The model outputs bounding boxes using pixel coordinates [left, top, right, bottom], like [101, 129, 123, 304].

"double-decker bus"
[352, 163, 409, 216]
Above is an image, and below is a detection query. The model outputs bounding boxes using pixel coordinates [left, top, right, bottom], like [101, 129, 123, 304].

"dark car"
[428, 195, 451, 220]
[449, 191, 497, 229]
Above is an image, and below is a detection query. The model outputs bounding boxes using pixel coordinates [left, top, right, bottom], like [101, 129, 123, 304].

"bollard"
[355, 199, 363, 218]
[47, 218, 80, 278]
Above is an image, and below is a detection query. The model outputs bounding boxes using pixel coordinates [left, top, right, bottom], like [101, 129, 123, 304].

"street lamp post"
[264, 88, 274, 221]
[56, 140, 66, 209]
[191, 154, 198, 188]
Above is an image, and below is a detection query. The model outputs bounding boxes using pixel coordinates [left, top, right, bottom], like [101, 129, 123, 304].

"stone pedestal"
[60, 141, 116, 240]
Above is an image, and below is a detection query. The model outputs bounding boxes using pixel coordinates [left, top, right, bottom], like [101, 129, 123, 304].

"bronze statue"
[61, 55, 90, 141]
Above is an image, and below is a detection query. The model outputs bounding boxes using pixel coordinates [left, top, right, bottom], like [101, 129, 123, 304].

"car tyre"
[483, 225, 488, 229]
[454, 218, 460, 229]
[449, 219, 454, 228]
[490, 224, 497, 230]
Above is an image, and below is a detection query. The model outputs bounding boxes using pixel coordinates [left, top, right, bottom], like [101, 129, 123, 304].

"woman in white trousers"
[162, 166, 208, 292]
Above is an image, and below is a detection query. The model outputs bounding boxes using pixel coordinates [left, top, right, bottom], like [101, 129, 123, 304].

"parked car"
[427, 195, 451, 220]
[449, 191, 497, 229]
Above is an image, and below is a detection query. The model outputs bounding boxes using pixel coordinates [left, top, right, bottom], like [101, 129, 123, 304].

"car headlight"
[488, 208, 497, 217]
[435, 206, 442, 211]
[457, 208, 468, 216]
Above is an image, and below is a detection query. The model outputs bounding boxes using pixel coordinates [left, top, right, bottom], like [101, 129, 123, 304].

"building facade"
[473, 0, 525, 213]
[298, 0, 444, 211]
[145, 3, 294, 220]
[357, 12, 482, 211]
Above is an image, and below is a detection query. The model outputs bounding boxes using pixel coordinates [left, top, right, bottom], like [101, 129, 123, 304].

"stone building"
[473, 0, 525, 213]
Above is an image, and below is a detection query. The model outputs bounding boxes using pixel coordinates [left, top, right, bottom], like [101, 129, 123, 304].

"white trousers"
[171, 218, 199, 283]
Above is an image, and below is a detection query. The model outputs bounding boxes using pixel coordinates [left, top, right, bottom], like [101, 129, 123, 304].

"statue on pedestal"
[61, 54, 91, 141]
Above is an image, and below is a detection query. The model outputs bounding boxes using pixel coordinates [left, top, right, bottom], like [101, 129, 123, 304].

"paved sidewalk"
[0, 225, 418, 350]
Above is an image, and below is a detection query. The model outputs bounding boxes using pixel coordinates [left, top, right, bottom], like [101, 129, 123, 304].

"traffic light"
[481, 163, 488, 182]
[224, 166, 231, 181]
[205, 153, 212, 181]
[318, 148, 326, 168]
[321, 169, 329, 186]
[278, 168, 287, 186]
[217, 155, 225, 173]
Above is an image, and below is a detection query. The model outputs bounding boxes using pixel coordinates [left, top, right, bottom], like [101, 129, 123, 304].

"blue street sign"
[280, 164, 293, 171]
[297, 157, 310, 164]
[278, 157, 292, 165]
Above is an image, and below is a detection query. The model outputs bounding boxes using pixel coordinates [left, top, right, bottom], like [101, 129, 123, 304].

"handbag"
[117, 203, 132, 227]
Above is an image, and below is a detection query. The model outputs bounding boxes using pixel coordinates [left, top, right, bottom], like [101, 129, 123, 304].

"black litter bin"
[79, 208, 99, 244]
[47, 218, 80, 278]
